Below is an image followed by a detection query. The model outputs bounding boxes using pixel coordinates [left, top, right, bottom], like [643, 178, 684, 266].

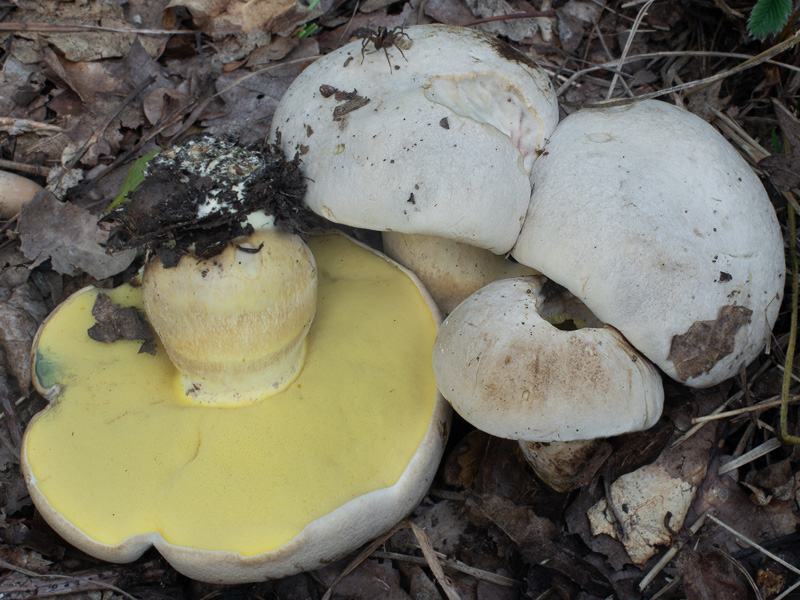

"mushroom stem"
[382, 231, 538, 314]
[518, 439, 599, 493]
[141, 228, 317, 406]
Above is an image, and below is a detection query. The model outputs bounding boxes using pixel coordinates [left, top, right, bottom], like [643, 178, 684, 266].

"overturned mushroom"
[21, 138, 449, 584]
[433, 277, 664, 492]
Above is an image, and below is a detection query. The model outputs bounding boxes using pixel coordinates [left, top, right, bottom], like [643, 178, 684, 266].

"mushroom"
[0, 169, 43, 220]
[433, 276, 664, 492]
[512, 100, 785, 388]
[270, 24, 559, 254]
[21, 138, 449, 583]
[381, 231, 539, 314]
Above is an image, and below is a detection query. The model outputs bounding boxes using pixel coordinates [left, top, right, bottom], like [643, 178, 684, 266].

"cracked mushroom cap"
[22, 234, 449, 584]
[433, 277, 664, 442]
[269, 24, 558, 254]
[512, 100, 785, 387]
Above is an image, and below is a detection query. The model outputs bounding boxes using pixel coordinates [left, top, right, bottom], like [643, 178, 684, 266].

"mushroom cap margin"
[432, 277, 664, 442]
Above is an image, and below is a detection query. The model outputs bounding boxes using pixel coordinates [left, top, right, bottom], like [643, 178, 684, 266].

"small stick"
[0, 159, 50, 177]
[691, 395, 796, 423]
[639, 512, 708, 590]
[410, 522, 462, 600]
[716, 437, 782, 475]
[706, 514, 800, 576]
[371, 550, 522, 587]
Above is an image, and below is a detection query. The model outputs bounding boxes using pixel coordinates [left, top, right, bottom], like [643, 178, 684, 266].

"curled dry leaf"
[17, 191, 136, 280]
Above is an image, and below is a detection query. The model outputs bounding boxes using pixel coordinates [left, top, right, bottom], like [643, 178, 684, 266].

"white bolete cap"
[269, 24, 558, 254]
[513, 100, 785, 387]
[433, 276, 664, 443]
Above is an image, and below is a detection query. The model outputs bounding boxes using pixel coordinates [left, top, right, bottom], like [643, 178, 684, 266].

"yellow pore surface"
[25, 235, 438, 556]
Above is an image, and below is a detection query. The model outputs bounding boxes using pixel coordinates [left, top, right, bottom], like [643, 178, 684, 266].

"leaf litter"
[2, 0, 800, 598]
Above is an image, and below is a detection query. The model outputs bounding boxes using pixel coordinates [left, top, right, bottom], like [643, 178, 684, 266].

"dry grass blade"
[781, 193, 800, 444]
[706, 514, 800, 577]
[639, 512, 708, 591]
[691, 395, 797, 423]
[371, 551, 522, 587]
[606, 0, 654, 99]
[717, 437, 782, 475]
[572, 29, 800, 107]
[410, 522, 462, 600]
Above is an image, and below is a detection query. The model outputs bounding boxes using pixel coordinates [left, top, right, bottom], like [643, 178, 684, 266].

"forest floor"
[1, 0, 800, 598]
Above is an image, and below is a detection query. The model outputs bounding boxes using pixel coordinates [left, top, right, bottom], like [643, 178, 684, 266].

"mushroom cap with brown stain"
[512, 100, 785, 387]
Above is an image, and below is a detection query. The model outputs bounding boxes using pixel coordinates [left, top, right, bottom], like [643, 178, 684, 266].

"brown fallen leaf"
[87, 293, 156, 355]
[17, 190, 136, 280]
[676, 548, 747, 600]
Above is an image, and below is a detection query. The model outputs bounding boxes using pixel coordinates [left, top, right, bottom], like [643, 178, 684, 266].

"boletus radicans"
[21, 137, 450, 584]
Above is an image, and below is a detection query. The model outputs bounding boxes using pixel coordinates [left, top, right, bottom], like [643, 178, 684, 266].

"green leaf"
[748, 0, 792, 39]
[107, 149, 161, 212]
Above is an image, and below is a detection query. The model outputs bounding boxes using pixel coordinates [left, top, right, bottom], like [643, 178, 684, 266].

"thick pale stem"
[382, 231, 538, 314]
[518, 439, 599, 493]
[142, 229, 317, 407]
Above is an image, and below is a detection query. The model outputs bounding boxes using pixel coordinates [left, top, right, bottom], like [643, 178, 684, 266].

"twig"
[0, 22, 195, 35]
[691, 395, 797, 423]
[0, 159, 50, 177]
[410, 522, 462, 600]
[0, 559, 142, 600]
[555, 50, 800, 96]
[321, 521, 407, 600]
[0, 117, 62, 136]
[564, 31, 800, 106]
[781, 191, 800, 444]
[640, 512, 708, 591]
[705, 514, 800, 577]
[606, 0, 654, 99]
[671, 390, 743, 448]
[371, 551, 522, 587]
[458, 10, 555, 27]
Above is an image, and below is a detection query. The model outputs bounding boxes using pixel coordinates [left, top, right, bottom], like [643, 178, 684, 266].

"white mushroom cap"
[512, 100, 785, 387]
[269, 24, 558, 254]
[432, 277, 664, 442]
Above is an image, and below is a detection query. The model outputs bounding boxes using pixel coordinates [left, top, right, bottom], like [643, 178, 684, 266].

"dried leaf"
[469, 494, 611, 596]
[87, 293, 156, 355]
[17, 191, 136, 280]
[587, 416, 716, 565]
[677, 548, 747, 600]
